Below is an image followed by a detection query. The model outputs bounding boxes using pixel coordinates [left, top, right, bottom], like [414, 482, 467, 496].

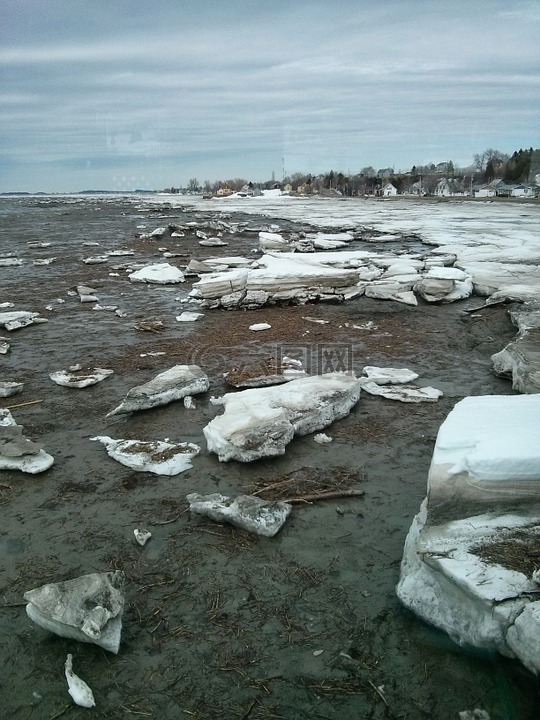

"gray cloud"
[1, 0, 539, 191]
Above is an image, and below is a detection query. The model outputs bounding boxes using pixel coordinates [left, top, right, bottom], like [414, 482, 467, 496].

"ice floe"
[129, 262, 185, 284]
[491, 304, 540, 393]
[0, 381, 23, 398]
[359, 366, 442, 402]
[397, 394, 540, 675]
[0, 310, 47, 331]
[91, 436, 200, 475]
[50, 367, 114, 388]
[204, 372, 361, 462]
[0, 408, 54, 473]
[187, 492, 292, 537]
[107, 364, 209, 416]
[24, 571, 124, 654]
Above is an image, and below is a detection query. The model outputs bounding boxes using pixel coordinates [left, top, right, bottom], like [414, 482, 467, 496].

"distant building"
[382, 182, 398, 196]
[377, 168, 393, 179]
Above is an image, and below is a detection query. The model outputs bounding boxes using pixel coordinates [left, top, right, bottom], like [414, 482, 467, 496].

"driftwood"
[283, 489, 365, 504]
[5, 399, 43, 409]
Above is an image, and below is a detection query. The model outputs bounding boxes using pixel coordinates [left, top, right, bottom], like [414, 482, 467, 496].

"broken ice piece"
[91, 436, 200, 475]
[361, 366, 419, 385]
[24, 571, 125, 653]
[187, 493, 292, 537]
[0, 381, 23, 398]
[0, 337, 10, 354]
[176, 311, 204, 322]
[106, 364, 209, 416]
[184, 395, 196, 409]
[134, 529, 152, 546]
[0, 408, 53, 473]
[50, 368, 114, 388]
[65, 654, 95, 708]
[360, 381, 442, 403]
[249, 323, 271, 331]
[313, 433, 332, 444]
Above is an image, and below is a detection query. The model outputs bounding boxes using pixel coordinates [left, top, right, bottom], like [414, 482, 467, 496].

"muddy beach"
[1, 196, 539, 719]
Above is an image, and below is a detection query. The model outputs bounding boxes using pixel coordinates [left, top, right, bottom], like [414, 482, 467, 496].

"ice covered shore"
[397, 394, 540, 675]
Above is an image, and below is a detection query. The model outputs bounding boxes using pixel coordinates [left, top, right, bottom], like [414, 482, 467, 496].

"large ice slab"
[491, 305, 540, 394]
[427, 394, 540, 515]
[204, 372, 361, 462]
[397, 394, 540, 675]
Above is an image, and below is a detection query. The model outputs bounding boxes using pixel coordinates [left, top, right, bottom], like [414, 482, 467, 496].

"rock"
[24, 571, 125, 654]
[49, 368, 113, 388]
[360, 381, 442, 402]
[204, 372, 362, 462]
[91, 436, 200, 475]
[106, 364, 209, 416]
[129, 263, 185, 284]
[187, 492, 292, 537]
[0, 409, 53, 473]
[65, 654, 95, 708]
[397, 394, 540, 676]
[0, 381, 23, 397]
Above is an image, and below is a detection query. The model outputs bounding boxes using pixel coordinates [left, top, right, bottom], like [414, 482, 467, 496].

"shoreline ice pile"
[397, 394, 540, 675]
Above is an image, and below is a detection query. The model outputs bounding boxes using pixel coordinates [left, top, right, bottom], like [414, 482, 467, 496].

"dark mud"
[1, 197, 538, 719]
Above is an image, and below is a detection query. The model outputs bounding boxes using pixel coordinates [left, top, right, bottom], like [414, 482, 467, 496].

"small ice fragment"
[64, 654, 96, 708]
[134, 529, 152, 546]
[313, 433, 332, 444]
[249, 323, 271, 331]
[313, 649, 324, 656]
[184, 396, 196, 409]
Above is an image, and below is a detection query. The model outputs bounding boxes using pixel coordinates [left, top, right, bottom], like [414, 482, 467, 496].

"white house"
[382, 183, 398, 196]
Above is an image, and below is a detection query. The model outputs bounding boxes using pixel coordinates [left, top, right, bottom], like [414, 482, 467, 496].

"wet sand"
[1, 197, 538, 719]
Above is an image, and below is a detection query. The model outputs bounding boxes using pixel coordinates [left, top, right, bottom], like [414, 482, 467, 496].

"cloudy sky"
[1, 0, 539, 192]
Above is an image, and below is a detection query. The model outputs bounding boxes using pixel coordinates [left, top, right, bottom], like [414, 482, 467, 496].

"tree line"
[165, 146, 539, 196]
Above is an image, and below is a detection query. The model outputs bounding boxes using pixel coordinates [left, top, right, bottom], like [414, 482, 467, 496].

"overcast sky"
[1, 0, 539, 192]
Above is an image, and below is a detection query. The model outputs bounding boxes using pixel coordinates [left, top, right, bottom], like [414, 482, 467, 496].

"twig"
[1, 602, 27, 608]
[5, 399, 43, 409]
[368, 679, 388, 706]
[283, 489, 365, 504]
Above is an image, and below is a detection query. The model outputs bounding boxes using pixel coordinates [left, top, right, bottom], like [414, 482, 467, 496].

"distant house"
[475, 185, 496, 198]
[382, 182, 398, 196]
[435, 178, 466, 197]
[377, 168, 393, 179]
[511, 184, 527, 197]
[407, 181, 423, 196]
[216, 186, 232, 197]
